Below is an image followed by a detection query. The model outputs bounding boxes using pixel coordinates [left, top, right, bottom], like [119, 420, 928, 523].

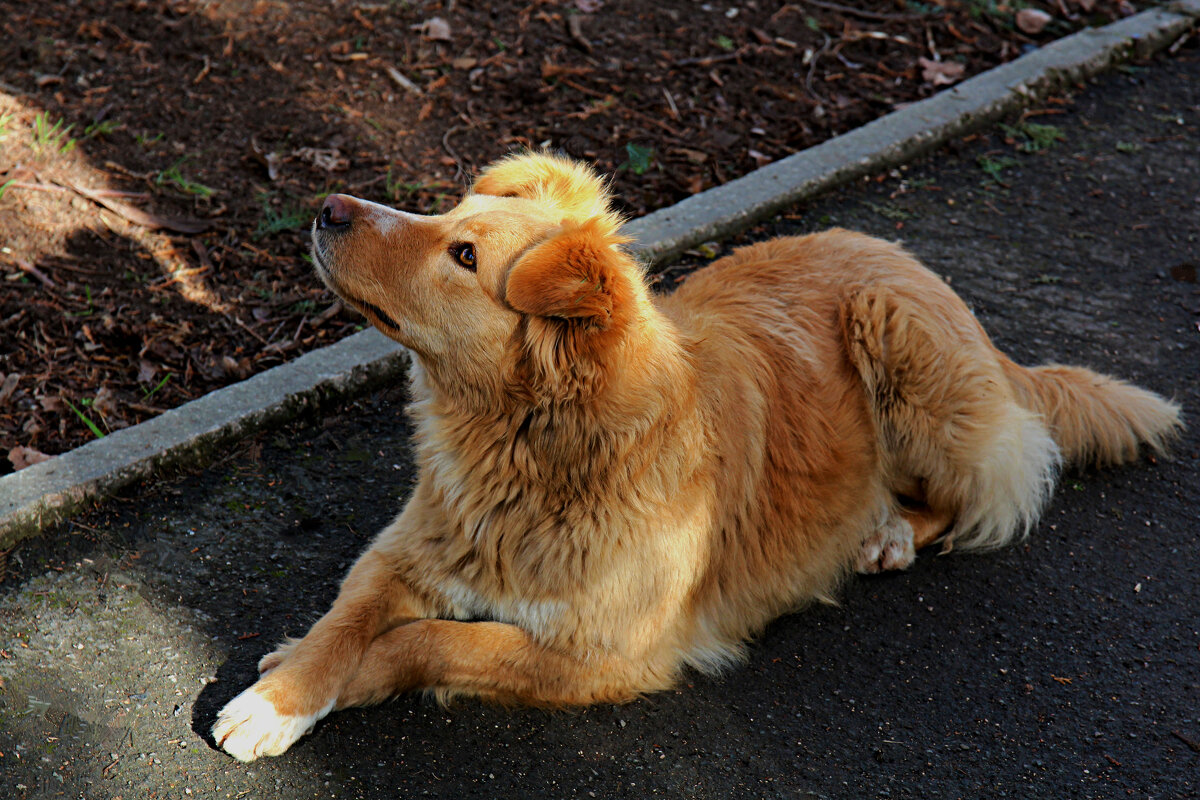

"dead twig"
[192, 55, 211, 84]
[124, 401, 168, 416]
[442, 125, 465, 183]
[662, 87, 680, 120]
[384, 64, 422, 95]
[233, 316, 270, 346]
[621, 107, 686, 141]
[799, 0, 940, 22]
[805, 33, 833, 105]
[566, 14, 592, 53]
[675, 47, 751, 68]
[4, 181, 150, 201]
[313, 300, 344, 327]
[1172, 730, 1200, 754]
[53, 178, 209, 234]
[14, 258, 57, 289]
[147, 266, 210, 290]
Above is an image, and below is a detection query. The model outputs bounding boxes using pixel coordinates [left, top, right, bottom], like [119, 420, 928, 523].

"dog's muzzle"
[311, 194, 357, 281]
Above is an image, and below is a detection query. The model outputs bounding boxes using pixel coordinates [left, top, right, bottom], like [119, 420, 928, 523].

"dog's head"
[311, 153, 652, 404]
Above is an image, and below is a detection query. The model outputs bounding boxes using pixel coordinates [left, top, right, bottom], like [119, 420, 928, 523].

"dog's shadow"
[192, 646, 363, 757]
[192, 656, 251, 751]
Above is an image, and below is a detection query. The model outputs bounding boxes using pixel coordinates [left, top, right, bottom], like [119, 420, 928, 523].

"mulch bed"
[0, 0, 1134, 469]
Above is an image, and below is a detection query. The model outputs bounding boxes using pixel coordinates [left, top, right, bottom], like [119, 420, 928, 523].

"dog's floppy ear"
[474, 152, 619, 229]
[504, 218, 636, 331]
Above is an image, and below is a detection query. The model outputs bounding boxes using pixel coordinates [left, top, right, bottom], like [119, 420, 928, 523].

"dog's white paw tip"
[212, 686, 328, 762]
[856, 542, 882, 573]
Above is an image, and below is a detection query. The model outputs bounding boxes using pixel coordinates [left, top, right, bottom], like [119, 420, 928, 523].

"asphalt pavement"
[0, 46, 1197, 800]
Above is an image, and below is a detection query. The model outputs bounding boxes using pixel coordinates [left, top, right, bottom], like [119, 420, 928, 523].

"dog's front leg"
[212, 546, 425, 761]
[335, 618, 641, 709]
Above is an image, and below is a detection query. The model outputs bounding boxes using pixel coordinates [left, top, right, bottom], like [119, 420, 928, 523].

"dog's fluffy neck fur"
[406, 297, 706, 576]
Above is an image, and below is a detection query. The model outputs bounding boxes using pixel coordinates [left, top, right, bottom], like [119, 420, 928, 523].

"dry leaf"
[675, 147, 709, 165]
[37, 395, 64, 413]
[415, 16, 452, 42]
[249, 138, 282, 181]
[542, 62, 593, 80]
[0, 373, 20, 406]
[918, 57, 965, 86]
[9, 445, 52, 471]
[576, 0, 604, 11]
[137, 360, 157, 383]
[1168, 263, 1197, 283]
[93, 386, 120, 420]
[1071, 0, 1096, 10]
[1016, 8, 1053, 34]
[747, 149, 773, 168]
[293, 147, 349, 172]
[221, 356, 252, 380]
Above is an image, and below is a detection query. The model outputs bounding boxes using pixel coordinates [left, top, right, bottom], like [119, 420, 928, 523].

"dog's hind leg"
[843, 284, 1060, 555]
[905, 505, 956, 551]
[855, 503, 954, 573]
[855, 509, 916, 573]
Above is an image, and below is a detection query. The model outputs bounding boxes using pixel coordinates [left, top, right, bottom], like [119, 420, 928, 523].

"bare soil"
[0, 0, 1133, 466]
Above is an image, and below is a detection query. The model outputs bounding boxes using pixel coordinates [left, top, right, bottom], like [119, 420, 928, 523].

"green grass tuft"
[156, 157, 215, 197]
[31, 112, 76, 155]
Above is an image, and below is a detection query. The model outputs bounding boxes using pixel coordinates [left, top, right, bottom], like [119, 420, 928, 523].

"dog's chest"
[436, 577, 568, 640]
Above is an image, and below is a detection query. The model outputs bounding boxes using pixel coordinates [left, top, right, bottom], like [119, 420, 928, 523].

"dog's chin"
[310, 244, 347, 299]
[313, 261, 406, 337]
[309, 233, 411, 344]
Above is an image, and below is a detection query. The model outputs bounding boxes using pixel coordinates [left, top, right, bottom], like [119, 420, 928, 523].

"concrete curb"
[0, 330, 409, 545]
[2, 2, 1197, 548]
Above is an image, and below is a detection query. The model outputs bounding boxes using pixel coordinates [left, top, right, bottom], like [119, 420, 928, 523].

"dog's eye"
[451, 243, 477, 271]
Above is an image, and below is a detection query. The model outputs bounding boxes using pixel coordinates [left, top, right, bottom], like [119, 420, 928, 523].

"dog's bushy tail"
[1000, 357, 1183, 468]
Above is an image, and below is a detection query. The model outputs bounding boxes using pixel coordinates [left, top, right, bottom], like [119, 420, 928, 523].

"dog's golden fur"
[213, 153, 1182, 760]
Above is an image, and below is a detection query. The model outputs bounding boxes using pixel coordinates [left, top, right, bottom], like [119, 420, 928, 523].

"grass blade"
[63, 397, 106, 439]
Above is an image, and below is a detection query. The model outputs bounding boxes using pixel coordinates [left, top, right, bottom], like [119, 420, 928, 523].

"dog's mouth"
[349, 297, 403, 333]
[310, 237, 335, 282]
[309, 245, 403, 334]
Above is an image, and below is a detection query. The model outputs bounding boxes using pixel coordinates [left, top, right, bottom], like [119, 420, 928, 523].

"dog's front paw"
[257, 637, 301, 674]
[212, 683, 333, 762]
[856, 516, 916, 573]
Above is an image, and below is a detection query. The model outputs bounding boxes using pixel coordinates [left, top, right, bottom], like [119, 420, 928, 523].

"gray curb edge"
[2, 1, 1197, 548]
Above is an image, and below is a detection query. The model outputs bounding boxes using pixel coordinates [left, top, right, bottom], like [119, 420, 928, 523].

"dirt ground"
[0, 44, 1195, 800]
[0, 0, 1134, 466]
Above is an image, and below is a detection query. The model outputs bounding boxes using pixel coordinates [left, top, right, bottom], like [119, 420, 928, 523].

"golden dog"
[213, 153, 1181, 760]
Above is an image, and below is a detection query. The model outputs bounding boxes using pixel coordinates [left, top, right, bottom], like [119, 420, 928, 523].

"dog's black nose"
[318, 195, 353, 231]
